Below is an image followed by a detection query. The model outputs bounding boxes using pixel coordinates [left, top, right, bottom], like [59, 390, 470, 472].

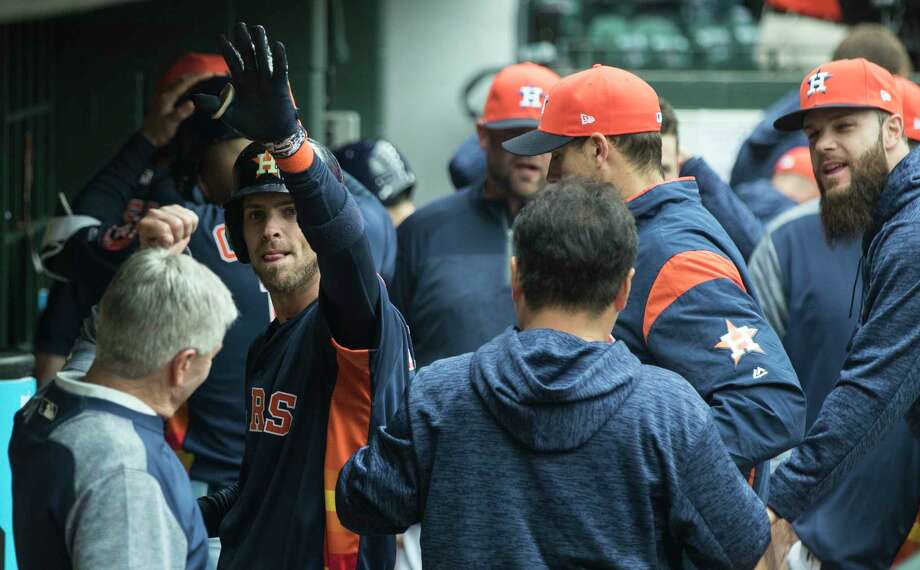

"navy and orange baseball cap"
[774, 58, 902, 131]
[894, 75, 920, 142]
[503, 64, 662, 156]
[481, 62, 560, 130]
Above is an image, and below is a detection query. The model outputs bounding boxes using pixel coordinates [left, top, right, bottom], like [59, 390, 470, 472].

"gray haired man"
[10, 233, 238, 570]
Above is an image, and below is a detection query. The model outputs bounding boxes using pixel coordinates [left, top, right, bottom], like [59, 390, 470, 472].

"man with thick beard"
[763, 57, 920, 565]
[391, 63, 559, 368]
[189, 23, 413, 569]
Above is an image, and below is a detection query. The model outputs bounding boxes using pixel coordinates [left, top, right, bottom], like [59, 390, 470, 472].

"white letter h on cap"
[807, 71, 831, 96]
[519, 86, 544, 109]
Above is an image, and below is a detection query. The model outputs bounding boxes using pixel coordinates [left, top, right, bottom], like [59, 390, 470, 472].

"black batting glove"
[193, 22, 302, 150]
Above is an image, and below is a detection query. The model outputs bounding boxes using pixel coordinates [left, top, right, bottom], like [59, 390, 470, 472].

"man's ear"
[614, 268, 635, 312]
[884, 114, 906, 151]
[589, 132, 610, 166]
[168, 349, 198, 389]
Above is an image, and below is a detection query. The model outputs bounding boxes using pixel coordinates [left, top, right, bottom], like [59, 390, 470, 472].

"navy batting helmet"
[224, 140, 344, 263]
[333, 139, 416, 207]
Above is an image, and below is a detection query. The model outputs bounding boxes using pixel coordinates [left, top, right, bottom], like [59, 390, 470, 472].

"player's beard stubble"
[818, 136, 889, 245]
[253, 254, 319, 295]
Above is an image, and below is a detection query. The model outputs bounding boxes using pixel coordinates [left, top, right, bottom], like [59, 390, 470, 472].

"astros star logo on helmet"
[806, 70, 832, 96]
[254, 151, 280, 176]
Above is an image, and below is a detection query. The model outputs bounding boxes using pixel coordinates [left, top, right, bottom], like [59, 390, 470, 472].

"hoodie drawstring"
[848, 255, 864, 319]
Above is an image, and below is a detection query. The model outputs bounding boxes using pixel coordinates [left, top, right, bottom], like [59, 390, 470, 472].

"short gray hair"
[95, 249, 239, 379]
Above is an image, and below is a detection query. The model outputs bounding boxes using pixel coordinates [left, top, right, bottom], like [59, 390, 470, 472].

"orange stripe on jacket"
[643, 250, 747, 341]
[165, 403, 194, 471]
[165, 402, 189, 451]
[323, 339, 373, 570]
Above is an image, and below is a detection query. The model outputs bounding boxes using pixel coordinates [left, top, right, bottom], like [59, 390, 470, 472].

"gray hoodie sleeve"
[748, 233, 788, 339]
[336, 392, 422, 535]
[670, 413, 770, 569]
[68, 468, 188, 569]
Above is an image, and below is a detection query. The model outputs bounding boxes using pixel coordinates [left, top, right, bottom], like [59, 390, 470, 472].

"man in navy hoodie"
[503, 65, 805, 497]
[337, 179, 770, 568]
[761, 58, 920, 562]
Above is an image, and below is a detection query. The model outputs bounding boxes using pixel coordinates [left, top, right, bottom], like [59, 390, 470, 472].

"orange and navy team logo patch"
[714, 319, 764, 366]
[253, 151, 280, 177]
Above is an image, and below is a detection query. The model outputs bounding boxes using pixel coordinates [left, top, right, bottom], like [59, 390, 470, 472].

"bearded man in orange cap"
[757, 58, 920, 564]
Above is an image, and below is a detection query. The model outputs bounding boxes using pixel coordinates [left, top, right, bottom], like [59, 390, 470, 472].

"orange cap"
[481, 62, 560, 129]
[503, 64, 662, 156]
[774, 58, 902, 131]
[773, 146, 815, 181]
[894, 75, 920, 142]
[156, 52, 229, 95]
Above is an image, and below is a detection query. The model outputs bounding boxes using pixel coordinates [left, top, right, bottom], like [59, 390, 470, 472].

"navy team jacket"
[616, 177, 806, 492]
[750, 201, 920, 568]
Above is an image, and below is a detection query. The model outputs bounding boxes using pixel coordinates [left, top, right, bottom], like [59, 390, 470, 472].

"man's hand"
[756, 508, 797, 570]
[141, 73, 213, 147]
[138, 205, 199, 255]
[192, 22, 301, 148]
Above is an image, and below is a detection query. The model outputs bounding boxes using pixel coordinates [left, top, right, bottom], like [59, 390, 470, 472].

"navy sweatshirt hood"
[471, 327, 640, 452]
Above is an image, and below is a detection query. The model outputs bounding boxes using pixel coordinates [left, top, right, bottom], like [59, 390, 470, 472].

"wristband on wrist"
[266, 127, 306, 159]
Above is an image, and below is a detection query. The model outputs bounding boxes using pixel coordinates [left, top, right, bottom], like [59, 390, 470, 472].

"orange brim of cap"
[774, 103, 885, 131]
[502, 129, 575, 156]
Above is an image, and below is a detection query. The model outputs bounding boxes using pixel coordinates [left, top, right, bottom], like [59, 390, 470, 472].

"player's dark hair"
[512, 179, 637, 314]
[833, 23, 912, 75]
[607, 132, 663, 176]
